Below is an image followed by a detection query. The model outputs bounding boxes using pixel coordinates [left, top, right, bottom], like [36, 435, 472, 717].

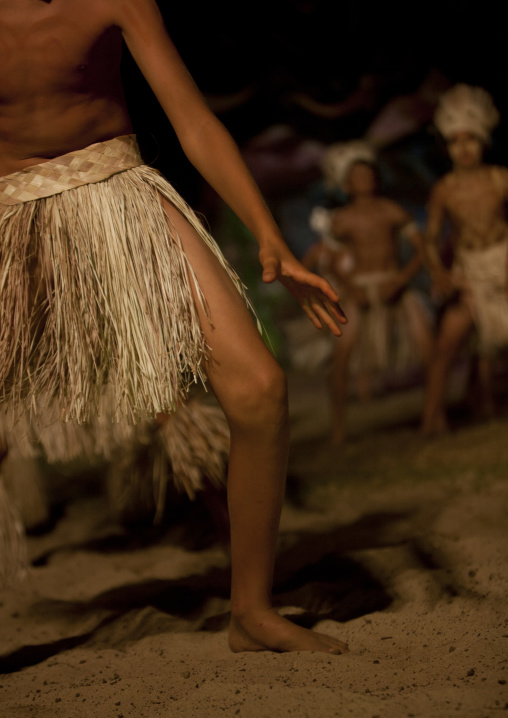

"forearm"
[179, 114, 284, 249]
[398, 252, 422, 285]
[117, 1, 346, 332]
[423, 192, 447, 277]
[120, 4, 283, 251]
[423, 235, 446, 276]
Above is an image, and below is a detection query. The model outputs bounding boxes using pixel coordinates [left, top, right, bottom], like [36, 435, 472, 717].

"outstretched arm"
[115, 0, 346, 333]
[399, 222, 425, 283]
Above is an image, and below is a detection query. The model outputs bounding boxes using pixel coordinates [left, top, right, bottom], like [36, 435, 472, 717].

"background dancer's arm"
[496, 168, 508, 299]
[116, 0, 346, 334]
[301, 242, 327, 271]
[504, 233, 508, 301]
[424, 182, 453, 297]
[399, 219, 425, 283]
[378, 206, 424, 302]
[328, 213, 369, 307]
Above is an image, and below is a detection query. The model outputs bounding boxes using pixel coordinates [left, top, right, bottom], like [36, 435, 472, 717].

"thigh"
[403, 294, 433, 360]
[160, 198, 279, 401]
[334, 299, 360, 356]
[437, 301, 474, 353]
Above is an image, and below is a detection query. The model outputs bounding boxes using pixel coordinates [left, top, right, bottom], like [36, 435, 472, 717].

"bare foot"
[228, 608, 348, 654]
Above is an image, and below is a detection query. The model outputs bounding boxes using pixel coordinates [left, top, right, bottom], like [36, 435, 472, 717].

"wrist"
[257, 231, 286, 250]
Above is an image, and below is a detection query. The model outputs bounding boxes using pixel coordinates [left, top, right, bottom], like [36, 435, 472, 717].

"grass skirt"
[453, 240, 508, 355]
[0, 135, 251, 457]
[349, 272, 430, 375]
[0, 135, 247, 582]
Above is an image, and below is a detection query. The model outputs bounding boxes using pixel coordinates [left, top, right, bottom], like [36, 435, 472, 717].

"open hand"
[259, 241, 347, 336]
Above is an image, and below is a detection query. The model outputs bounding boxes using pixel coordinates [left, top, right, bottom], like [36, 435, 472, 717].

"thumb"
[262, 256, 279, 283]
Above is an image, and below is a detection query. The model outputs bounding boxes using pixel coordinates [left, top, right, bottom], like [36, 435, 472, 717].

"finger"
[309, 299, 343, 337]
[298, 286, 347, 325]
[323, 297, 348, 324]
[288, 266, 340, 303]
[305, 274, 341, 304]
[300, 300, 324, 330]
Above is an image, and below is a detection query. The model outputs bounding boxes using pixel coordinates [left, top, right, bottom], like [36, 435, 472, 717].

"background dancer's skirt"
[453, 241, 508, 355]
[0, 135, 254, 460]
[349, 272, 430, 376]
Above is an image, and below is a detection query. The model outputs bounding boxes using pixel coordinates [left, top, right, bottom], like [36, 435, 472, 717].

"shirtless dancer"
[421, 84, 508, 435]
[308, 141, 431, 444]
[0, 0, 348, 654]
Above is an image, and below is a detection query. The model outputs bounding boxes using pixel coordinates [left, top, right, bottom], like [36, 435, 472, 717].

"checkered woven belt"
[0, 134, 144, 206]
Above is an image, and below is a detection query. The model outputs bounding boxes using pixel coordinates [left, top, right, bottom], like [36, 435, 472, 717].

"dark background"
[121, 0, 508, 266]
[123, 2, 508, 162]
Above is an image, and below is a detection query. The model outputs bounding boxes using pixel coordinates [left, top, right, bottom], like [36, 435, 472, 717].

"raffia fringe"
[1, 456, 50, 531]
[106, 399, 229, 526]
[349, 274, 430, 375]
[0, 136, 256, 435]
[0, 374, 230, 501]
[0, 475, 27, 587]
[0, 398, 229, 585]
[454, 240, 508, 355]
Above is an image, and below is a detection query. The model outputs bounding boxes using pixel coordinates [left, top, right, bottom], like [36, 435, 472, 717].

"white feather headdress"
[434, 84, 499, 142]
[322, 140, 376, 191]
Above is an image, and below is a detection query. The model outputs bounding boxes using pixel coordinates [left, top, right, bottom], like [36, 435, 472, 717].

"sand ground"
[0, 374, 507, 718]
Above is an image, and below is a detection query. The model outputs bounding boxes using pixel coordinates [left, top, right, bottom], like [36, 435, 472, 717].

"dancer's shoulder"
[488, 164, 508, 193]
[430, 173, 454, 202]
[109, 0, 164, 28]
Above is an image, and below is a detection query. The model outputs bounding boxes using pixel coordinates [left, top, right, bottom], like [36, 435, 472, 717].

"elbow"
[177, 112, 229, 160]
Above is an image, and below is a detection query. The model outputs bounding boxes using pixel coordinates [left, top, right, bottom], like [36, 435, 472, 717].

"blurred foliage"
[212, 205, 296, 363]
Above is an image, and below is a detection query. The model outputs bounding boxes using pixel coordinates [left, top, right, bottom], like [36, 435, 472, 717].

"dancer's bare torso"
[431, 166, 508, 252]
[0, 0, 131, 176]
[331, 197, 410, 275]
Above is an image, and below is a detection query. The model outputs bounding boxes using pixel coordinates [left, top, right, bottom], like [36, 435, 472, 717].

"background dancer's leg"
[161, 199, 347, 654]
[466, 354, 495, 421]
[330, 301, 358, 445]
[421, 303, 473, 435]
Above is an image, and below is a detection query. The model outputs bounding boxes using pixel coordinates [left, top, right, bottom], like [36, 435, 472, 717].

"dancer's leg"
[330, 301, 358, 445]
[405, 295, 433, 368]
[467, 354, 495, 420]
[161, 200, 347, 654]
[356, 371, 372, 403]
[421, 302, 473, 435]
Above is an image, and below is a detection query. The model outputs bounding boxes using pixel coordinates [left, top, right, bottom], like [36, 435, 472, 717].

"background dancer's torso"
[432, 166, 508, 252]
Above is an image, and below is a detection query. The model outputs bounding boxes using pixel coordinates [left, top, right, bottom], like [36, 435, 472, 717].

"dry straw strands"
[0, 135, 255, 445]
[0, 476, 27, 586]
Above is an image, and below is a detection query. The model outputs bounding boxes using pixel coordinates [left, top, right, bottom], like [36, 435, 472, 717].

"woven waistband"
[352, 270, 398, 288]
[0, 135, 144, 206]
[456, 237, 508, 264]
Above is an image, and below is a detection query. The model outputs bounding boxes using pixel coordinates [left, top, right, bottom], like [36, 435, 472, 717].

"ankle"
[230, 600, 273, 621]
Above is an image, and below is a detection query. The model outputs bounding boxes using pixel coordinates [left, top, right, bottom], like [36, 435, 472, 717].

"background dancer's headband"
[322, 140, 377, 191]
[434, 84, 499, 143]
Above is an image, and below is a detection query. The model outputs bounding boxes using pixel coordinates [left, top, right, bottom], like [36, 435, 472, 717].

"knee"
[226, 359, 288, 430]
[434, 333, 460, 362]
